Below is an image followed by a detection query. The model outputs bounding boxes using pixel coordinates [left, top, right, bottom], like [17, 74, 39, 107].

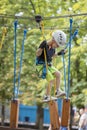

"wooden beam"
[61, 98, 70, 127]
[10, 99, 19, 128]
[0, 126, 36, 130]
[48, 100, 60, 130]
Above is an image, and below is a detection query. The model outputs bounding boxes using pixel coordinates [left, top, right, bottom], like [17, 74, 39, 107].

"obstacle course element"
[9, 15, 78, 130]
[10, 20, 27, 129]
[61, 98, 70, 128]
[10, 99, 19, 128]
[48, 100, 60, 130]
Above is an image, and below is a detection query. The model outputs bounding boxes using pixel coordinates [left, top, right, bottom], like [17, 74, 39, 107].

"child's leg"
[53, 70, 66, 96]
[46, 79, 55, 96]
[53, 71, 61, 91]
[48, 124, 51, 130]
[46, 66, 65, 97]
[48, 66, 61, 91]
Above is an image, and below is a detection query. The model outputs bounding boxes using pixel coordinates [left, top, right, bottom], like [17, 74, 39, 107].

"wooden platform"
[61, 98, 70, 127]
[10, 99, 19, 128]
[48, 101, 60, 130]
[0, 126, 37, 130]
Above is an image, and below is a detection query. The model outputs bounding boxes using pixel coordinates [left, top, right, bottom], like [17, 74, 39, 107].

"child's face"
[52, 39, 59, 48]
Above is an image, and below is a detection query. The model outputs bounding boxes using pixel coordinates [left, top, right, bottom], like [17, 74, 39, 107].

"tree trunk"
[35, 104, 43, 130]
[1, 103, 5, 126]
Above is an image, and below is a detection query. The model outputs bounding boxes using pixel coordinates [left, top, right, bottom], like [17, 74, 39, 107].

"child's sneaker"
[55, 89, 66, 97]
[43, 95, 50, 100]
[43, 95, 57, 102]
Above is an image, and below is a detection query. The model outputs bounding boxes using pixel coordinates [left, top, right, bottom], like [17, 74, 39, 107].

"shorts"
[36, 65, 58, 81]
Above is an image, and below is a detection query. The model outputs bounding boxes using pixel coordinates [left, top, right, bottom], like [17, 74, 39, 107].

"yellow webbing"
[0, 27, 7, 49]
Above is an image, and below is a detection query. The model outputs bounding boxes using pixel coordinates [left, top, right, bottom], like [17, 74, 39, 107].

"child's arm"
[36, 40, 46, 56]
[36, 48, 43, 56]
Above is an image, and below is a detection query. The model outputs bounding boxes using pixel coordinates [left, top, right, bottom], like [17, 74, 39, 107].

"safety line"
[13, 20, 18, 99]
[17, 29, 27, 97]
[0, 12, 87, 20]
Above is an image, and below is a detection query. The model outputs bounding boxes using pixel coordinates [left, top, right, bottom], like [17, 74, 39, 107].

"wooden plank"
[10, 99, 19, 128]
[0, 126, 36, 130]
[48, 100, 60, 130]
[61, 98, 70, 127]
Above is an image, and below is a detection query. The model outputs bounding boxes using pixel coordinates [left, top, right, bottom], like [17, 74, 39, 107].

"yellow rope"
[44, 48, 48, 74]
[40, 21, 46, 40]
[40, 21, 53, 102]
[44, 39, 52, 101]
[40, 20, 48, 76]
[40, 22, 52, 101]
[0, 27, 7, 49]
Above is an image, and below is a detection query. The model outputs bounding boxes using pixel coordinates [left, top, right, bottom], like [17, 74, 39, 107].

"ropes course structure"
[10, 20, 27, 128]
[60, 19, 78, 130]
[0, 12, 85, 129]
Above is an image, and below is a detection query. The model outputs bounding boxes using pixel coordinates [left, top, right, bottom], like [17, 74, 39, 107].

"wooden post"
[10, 99, 19, 128]
[48, 100, 60, 130]
[61, 98, 70, 127]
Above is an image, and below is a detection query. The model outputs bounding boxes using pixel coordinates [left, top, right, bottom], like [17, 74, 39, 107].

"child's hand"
[57, 49, 66, 55]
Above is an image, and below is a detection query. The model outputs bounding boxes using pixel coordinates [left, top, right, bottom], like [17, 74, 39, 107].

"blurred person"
[79, 105, 87, 130]
[79, 107, 85, 116]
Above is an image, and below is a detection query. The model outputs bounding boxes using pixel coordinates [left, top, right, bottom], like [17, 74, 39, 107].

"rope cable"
[13, 20, 18, 99]
[17, 29, 27, 97]
[38, 19, 53, 99]
[13, 20, 27, 99]
[62, 54, 67, 94]
[67, 19, 78, 99]
[61, 19, 78, 99]
[40, 21, 56, 100]
[0, 12, 87, 20]
[40, 21, 48, 75]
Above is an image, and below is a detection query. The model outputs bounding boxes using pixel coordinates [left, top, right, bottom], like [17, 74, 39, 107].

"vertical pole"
[10, 99, 19, 128]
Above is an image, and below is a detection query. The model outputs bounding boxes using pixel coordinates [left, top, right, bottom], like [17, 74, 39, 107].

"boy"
[36, 30, 67, 100]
